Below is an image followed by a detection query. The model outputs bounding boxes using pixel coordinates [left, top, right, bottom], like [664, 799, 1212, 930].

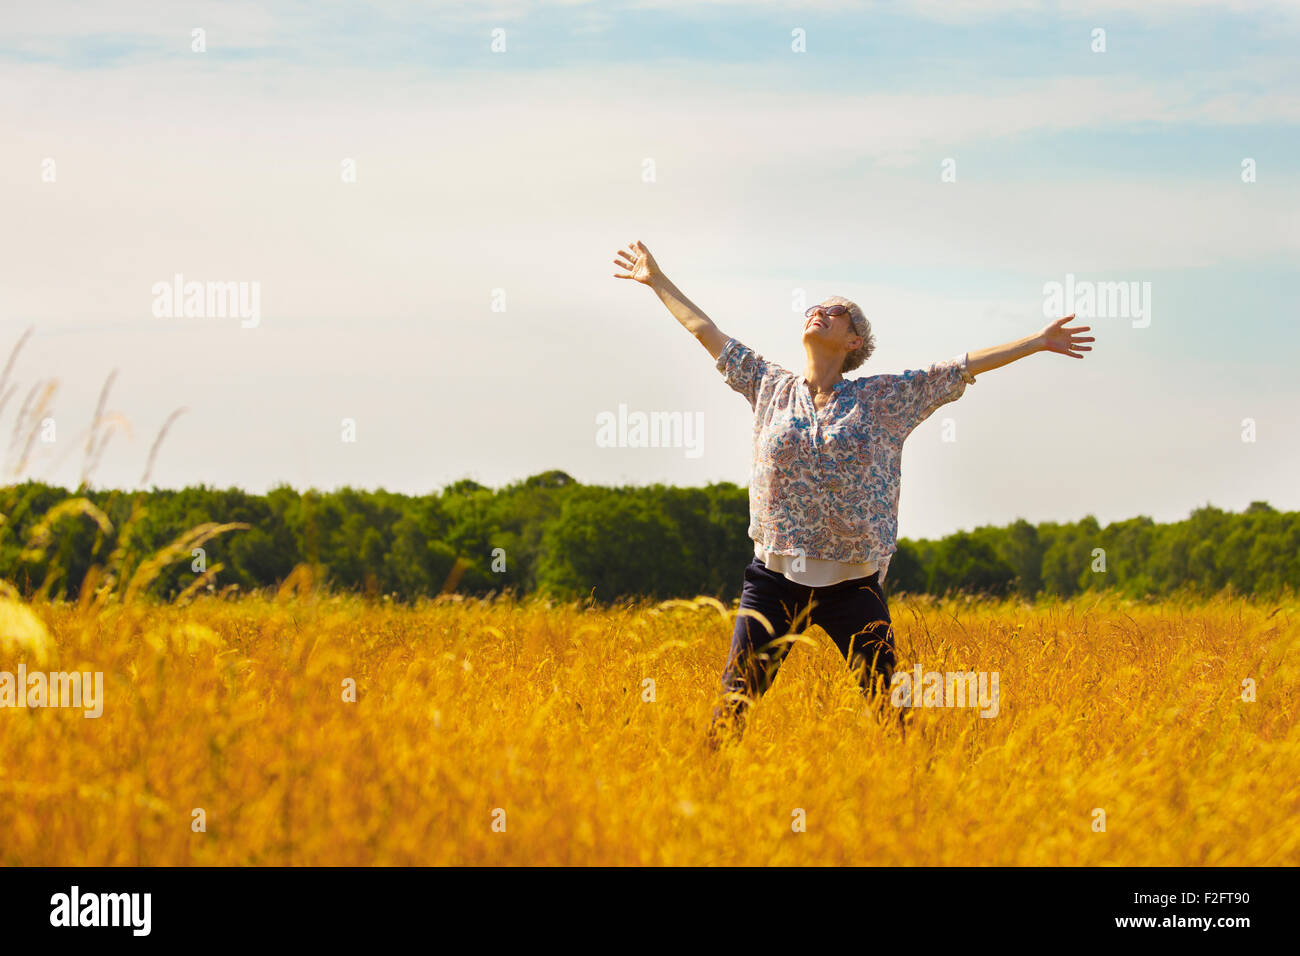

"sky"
[2, 0, 1298, 540]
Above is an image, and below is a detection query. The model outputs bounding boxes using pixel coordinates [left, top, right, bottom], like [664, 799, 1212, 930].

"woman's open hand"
[613, 240, 662, 285]
[1038, 314, 1094, 359]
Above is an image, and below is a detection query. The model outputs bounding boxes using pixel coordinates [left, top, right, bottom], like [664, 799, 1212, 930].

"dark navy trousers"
[711, 555, 896, 735]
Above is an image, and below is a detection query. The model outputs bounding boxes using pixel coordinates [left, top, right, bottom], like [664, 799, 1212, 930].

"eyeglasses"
[806, 304, 849, 319]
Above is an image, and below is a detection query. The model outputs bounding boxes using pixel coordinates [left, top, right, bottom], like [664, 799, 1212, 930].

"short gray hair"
[822, 295, 875, 373]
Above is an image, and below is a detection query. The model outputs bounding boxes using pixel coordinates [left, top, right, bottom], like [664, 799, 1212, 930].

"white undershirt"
[754, 541, 879, 587]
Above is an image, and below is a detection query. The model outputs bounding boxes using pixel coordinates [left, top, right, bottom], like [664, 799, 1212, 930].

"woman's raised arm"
[966, 314, 1093, 376]
[614, 240, 730, 359]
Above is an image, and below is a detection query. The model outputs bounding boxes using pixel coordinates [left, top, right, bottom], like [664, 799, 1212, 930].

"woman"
[613, 240, 1092, 745]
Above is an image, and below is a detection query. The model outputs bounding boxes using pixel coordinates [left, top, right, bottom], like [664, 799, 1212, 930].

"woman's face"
[804, 302, 860, 350]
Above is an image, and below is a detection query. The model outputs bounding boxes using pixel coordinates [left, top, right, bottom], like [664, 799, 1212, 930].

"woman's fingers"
[614, 242, 644, 280]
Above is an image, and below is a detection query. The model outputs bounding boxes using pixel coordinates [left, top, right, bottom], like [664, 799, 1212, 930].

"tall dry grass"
[2, 584, 1296, 865]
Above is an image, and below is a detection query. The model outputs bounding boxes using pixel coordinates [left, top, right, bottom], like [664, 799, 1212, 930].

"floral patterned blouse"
[716, 336, 976, 582]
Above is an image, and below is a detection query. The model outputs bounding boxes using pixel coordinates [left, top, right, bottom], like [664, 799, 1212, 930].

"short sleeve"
[871, 355, 973, 439]
[715, 337, 779, 411]
[959, 352, 977, 385]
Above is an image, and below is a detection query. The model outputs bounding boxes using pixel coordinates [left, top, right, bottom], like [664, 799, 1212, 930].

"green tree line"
[1, 473, 1295, 603]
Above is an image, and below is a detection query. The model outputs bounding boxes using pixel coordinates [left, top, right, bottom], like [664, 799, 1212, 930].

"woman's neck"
[802, 351, 844, 393]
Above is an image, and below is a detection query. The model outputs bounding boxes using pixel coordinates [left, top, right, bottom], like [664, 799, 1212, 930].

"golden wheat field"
[1, 580, 1297, 866]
